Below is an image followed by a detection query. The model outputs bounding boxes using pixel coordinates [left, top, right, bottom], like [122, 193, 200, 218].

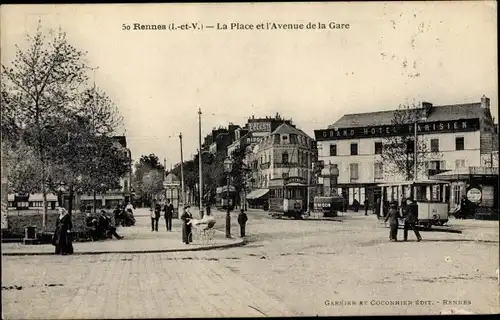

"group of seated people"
[84, 208, 124, 241]
[113, 202, 136, 226]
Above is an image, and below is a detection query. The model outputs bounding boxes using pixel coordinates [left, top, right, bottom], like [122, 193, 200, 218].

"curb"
[1, 239, 247, 256]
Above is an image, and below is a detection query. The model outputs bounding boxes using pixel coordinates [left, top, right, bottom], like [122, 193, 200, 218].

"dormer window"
[274, 134, 281, 144]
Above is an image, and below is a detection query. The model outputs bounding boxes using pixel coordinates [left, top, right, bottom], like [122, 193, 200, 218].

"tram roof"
[378, 179, 450, 187]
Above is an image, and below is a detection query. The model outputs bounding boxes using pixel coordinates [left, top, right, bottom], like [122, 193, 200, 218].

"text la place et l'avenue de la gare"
[121, 21, 350, 31]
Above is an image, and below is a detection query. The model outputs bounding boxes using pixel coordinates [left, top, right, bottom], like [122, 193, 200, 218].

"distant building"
[314, 95, 498, 213]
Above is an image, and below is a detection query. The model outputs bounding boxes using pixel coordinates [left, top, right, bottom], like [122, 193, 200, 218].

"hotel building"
[314, 96, 498, 212]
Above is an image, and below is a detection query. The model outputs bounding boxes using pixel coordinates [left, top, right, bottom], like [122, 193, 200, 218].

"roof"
[165, 173, 180, 183]
[329, 103, 485, 129]
[271, 123, 311, 139]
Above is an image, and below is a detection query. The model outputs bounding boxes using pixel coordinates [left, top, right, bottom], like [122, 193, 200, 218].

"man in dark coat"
[151, 200, 161, 232]
[459, 195, 470, 219]
[375, 197, 381, 219]
[163, 199, 174, 231]
[97, 210, 123, 240]
[237, 209, 248, 237]
[385, 202, 401, 241]
[364, 199, 369, 216]
[403, 199, 422, 242]
[85, 211, 99, 241]
[180, 206, 193, 244]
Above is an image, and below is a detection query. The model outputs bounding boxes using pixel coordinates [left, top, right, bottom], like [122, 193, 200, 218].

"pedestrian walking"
[375, 197, 381, 219]
[364, 199, 369, 216]
[385, 202, 402, 241]
[163, 199, 174, 231]
[181, 205, 193, 244]
[403, 199, 422, 242]
[237, 209, 248, 237]
[52, 208, 74, 255]
[151, 199, 161, 232]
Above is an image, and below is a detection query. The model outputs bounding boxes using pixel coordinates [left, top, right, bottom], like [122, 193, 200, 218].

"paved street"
[2, 208, 499, 318]
[2, 209, 242, 255]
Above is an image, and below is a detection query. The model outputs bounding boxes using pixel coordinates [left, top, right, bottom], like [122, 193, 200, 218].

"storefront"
[432, 166, 498, 217]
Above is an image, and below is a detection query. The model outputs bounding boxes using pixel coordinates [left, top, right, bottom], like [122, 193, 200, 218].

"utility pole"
[179, 133, 185, 208]
[306, 152, 311, 215]
[414, 121, 418, 181]
[198, 108, 203, 218]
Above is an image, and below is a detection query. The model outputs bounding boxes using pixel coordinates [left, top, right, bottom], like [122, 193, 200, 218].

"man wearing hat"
[385, 202, 402, 241]
[403, 199, 422, 242]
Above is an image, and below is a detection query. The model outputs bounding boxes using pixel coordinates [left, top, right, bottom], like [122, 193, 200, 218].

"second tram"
[268, 177, 308, 219]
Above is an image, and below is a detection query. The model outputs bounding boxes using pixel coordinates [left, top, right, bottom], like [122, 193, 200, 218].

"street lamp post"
[224, 157, 233, 239]
[179, 133, 185, 208]
[198, 108, 204, 218]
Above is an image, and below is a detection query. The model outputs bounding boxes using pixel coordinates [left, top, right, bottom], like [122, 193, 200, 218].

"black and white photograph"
[1, 2, 498, 318]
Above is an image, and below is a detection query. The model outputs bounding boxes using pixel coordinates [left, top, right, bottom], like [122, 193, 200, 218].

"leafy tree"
[381, 102, 442, 181]
[1, 24, 88, 225]
[132, 154, 165, 206]
[4, 141, 44, 194]
[230, 145, 251, 206]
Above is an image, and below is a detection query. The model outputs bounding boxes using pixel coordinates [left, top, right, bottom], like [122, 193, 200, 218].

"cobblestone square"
[2, 209, 498, 318]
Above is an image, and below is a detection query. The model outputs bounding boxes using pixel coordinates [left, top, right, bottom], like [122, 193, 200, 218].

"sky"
[1, 2, 497, 168]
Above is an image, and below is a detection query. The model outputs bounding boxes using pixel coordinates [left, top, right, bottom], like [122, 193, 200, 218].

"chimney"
[422, 101, 433, 115]
[481, 95, 490, 109]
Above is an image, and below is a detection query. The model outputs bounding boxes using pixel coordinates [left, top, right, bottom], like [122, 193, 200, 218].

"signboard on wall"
[314, 118, 480, 141]
[248, 122, 271, 132]
[466, 187, 482, 204]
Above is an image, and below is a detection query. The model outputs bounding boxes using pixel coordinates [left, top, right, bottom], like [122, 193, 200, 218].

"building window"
[274, 134, 281, 144]
[429, 160, 446, 171]
[374, 142, 383, 155]
[329, 144, 337, 156]
[282, 172, 289, 179]
[349, 163, 359, 181]
[455, 137, 465, 150]
[455, 159, 466, 169]
[350, 143, 358, 155]
[282, 152, 289, 164]
[374, 162, 384, 179]
[430, 139, 439, 152]
[289, 134, 297, 144]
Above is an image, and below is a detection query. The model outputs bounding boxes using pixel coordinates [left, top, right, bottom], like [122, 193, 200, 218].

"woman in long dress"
[52, 208, 74, 255]
[180, 206, 193, 244]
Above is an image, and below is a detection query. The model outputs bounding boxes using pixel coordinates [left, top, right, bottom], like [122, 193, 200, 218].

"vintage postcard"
[1, 1, 498, 318]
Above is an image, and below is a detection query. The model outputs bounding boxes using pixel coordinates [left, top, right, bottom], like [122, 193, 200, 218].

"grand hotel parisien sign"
[314, 118, 480, 141]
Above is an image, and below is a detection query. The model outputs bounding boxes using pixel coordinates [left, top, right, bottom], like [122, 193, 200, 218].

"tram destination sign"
[314, 118, 480, 141]
[284, 177, 307, 185]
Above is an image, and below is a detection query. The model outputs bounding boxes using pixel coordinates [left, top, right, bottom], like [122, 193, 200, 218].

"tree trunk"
[41, 160, 48, 230]
[93, 190, 97, 213]
[68, 186, 74, 216]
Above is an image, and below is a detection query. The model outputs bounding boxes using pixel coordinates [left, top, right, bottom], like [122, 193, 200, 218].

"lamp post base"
[225, 211, 231, 238]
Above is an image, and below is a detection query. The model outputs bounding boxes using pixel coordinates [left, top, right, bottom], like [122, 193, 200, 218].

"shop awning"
[246, 188, 269, 200]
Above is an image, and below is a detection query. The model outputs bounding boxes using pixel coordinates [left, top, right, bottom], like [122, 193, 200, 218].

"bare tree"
[381, 102, 441, 181]
[1, 24, 88, 227]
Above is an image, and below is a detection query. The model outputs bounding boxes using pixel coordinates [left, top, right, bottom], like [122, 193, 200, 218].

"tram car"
[378, 179, 451, 227]
[268, 177, 308, 219]
[215, 185, 236, 211]
[313, 191, 344, 217]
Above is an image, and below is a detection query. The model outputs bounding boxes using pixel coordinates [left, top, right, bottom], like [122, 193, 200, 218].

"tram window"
[415, 186, 427, 201]
[431, 185, 441, 201]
